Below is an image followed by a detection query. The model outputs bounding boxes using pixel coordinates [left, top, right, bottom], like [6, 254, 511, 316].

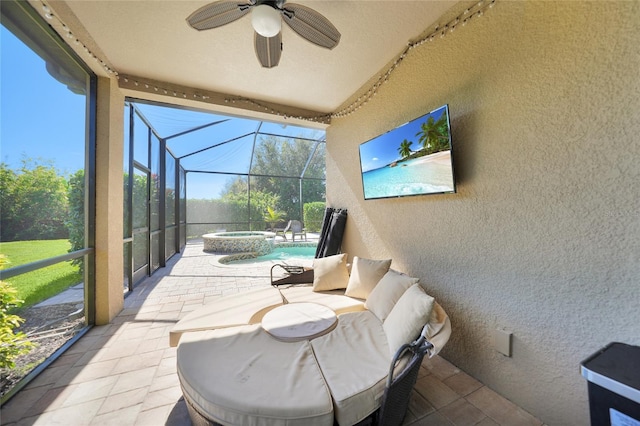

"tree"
[0, 160, 69, 241]
[415, 113, 450, 155]
[248, 136, 325, 221]
[132, 172, 148, 230]
[263, 206, 286, 230]
[66, 170, 85, 271]
[0, 165, 18, 240]
[398, 139, 413, 159]
[221, 176, 249, 197]
[221, 186, 280, 229]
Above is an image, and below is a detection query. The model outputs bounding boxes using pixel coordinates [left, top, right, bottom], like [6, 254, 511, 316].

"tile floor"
[1, 241, 544, 426]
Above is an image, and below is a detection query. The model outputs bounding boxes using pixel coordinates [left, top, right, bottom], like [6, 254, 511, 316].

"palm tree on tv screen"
[415, 114, 449, 155]
[397, 139, 413, 159]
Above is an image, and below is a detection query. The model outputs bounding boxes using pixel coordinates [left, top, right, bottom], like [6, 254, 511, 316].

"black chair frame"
[376, 329, 434, 426]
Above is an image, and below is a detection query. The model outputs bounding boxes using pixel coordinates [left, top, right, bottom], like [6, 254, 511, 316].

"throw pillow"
[312, 253, 350, 291]
[345, 256, 392, 299]
[383, 284, 435, 356]
[365, 270, 419, 321]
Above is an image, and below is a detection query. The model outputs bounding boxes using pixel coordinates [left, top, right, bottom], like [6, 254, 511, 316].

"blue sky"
[1, 26, 87, 175]
[359, 106, 447, 173]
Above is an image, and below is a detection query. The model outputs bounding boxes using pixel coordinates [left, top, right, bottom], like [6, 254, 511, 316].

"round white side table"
[262, 302, 337, 342]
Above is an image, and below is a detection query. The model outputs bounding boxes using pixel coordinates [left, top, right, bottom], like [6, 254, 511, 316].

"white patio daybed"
[171, 254, 452, 426]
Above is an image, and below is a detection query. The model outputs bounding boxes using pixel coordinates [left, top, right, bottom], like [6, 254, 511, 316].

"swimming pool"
[221, 245, 317, 266]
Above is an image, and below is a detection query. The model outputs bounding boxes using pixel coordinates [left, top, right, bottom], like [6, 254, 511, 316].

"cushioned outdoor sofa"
[170, 254, 452, 426]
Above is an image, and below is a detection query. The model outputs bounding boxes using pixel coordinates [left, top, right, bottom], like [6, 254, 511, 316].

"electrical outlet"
[494, 329, 512, 357]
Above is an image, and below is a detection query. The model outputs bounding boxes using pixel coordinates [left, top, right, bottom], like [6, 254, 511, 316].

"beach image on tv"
[359, 105, 455, 200]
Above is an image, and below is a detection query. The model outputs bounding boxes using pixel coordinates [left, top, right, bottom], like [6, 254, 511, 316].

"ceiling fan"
[186, 0, 341, 68]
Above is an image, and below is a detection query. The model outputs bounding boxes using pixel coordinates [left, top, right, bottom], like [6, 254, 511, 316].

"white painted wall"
[326, 2, 640, 424]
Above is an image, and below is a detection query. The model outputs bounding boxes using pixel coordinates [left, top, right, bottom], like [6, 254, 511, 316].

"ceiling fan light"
[251, 4, 281, 38]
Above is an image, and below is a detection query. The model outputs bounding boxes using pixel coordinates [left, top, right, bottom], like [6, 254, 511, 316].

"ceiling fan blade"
[187, 1, 253, 31]
[254, 32, 282, 68]
[282, 3, 340, 49]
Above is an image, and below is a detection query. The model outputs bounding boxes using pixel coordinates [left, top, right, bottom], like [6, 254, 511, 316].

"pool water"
[227, 245, 316, 265]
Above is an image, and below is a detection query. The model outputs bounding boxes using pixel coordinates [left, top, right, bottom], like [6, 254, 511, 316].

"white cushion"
[178, 325, 334, 426]
[345, 257, 392, 299]
[312, 253, 350, 291]
[383, 284, 435, 356]
[426, 302, 452, 356]
[279, 284, 366, 315]
[311, 311, 391, 426]
[169, 286, 284, 347]
[365, 270, 419, 321]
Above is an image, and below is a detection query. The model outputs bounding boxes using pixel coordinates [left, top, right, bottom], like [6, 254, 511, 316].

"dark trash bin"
[581, 342, 640, 426]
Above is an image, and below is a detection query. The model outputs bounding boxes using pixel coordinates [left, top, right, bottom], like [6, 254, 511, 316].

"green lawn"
[0, 240, 82, 309]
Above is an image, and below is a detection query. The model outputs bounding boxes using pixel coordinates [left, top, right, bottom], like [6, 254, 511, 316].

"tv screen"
[359, 104, 456, 200]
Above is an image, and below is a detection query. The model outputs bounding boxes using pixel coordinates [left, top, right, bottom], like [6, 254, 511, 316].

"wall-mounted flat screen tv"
[359, 104, 456, 200]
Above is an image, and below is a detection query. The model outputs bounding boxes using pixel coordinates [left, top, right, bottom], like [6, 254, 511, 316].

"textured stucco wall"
[326, 2, 640, 424]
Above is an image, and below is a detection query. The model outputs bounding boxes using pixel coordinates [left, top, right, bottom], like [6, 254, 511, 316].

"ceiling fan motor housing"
[252, 4, 282, 37]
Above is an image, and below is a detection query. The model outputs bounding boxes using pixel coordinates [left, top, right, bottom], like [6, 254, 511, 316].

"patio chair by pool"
[274, 221, 289, 240]
[275, 220, 307, 241]
[290, 220, 307, 241]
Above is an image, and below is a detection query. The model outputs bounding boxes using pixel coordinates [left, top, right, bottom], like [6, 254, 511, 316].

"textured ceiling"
[59, 1, 458, 114]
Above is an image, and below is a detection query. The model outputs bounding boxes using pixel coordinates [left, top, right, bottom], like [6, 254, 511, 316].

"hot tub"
[202, 231, 275, 255]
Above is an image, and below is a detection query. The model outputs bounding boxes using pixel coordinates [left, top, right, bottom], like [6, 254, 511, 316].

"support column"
[95, 76, 124, 325]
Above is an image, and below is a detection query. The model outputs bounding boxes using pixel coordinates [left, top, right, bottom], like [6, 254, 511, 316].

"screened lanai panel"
[134, 102, 230, 140]
[304, 143, 326, 179]
[127, 100, 326, 245]
[186, 172, 240, 202]
[1, 26, 90, 248]
[165, 227, 176, 260]
[124, 106, 132, 238]
[166, 154, 176, 226]
[151, 233, 161, 271]
[165, 153, 176, 259]
[133, 112, 149, 165]
[166, 119, 255, 159]
[180, 167, 187, 221]
[186, 172, 250, 236]
[258, 121, 325, 141]
[150, 134, 161, 232]
[179, 167, 187, 248]
[132, 167, 149, 276]
[179, 134, 254, 173]
[251, 135, 319, 177]
[250, 175, 302, 221]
